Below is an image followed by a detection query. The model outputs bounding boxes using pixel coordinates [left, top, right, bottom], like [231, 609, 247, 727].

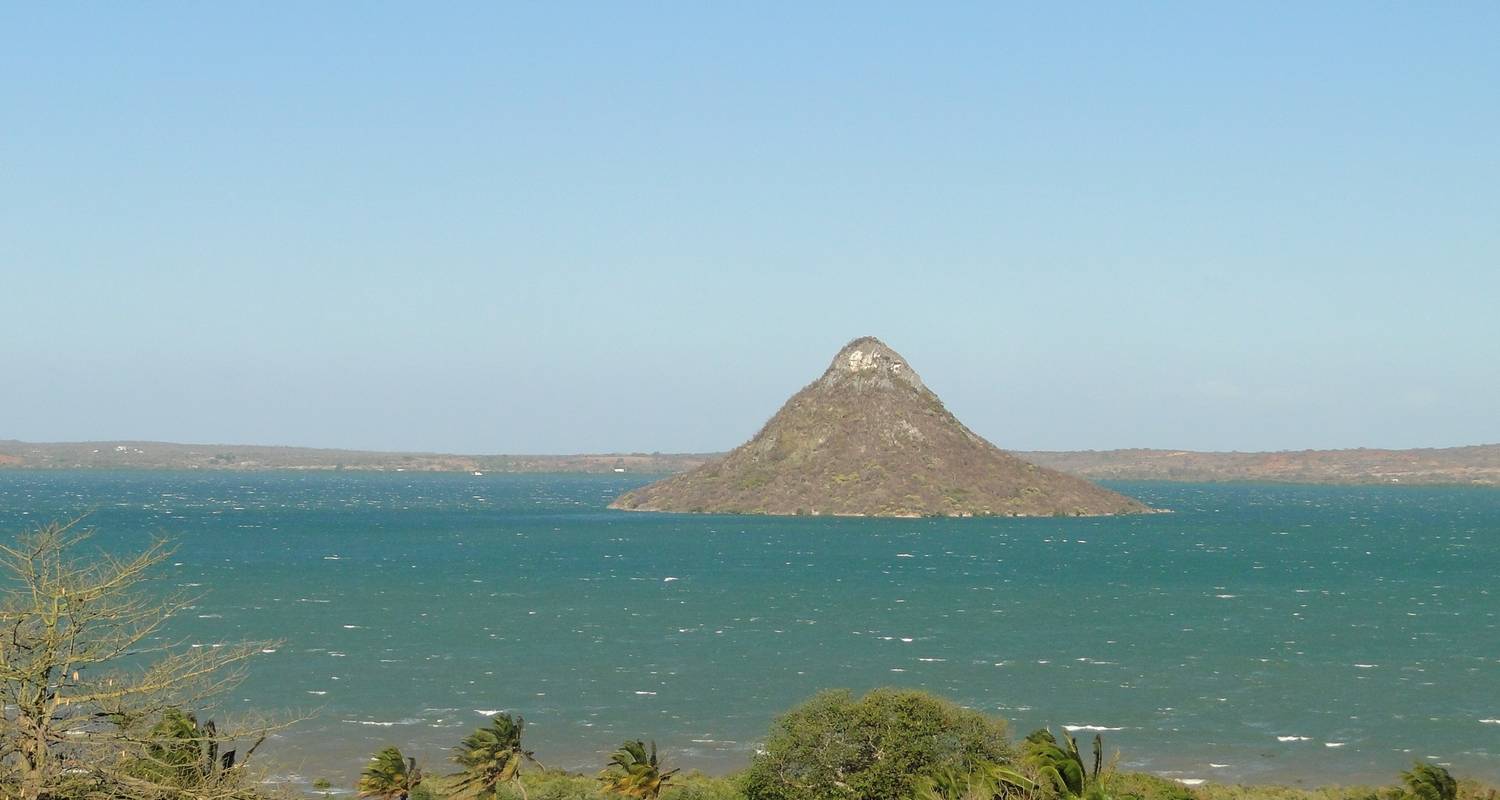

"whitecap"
[1064, 725, 1124, 732]
[1276, 736, 1311, 742]
[474, 709, 503, 716]
[1479, 719, 1500, 725]
[1177, 779, 1206, 786]
[663, 577, 679, 582]
[1325, 742, 1346, 748]
[1209, 764, 1230, 769]
[634, 691, 657, 696]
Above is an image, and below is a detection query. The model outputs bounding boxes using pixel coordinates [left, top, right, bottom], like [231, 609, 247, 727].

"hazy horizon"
[5, 4, 1497, 454]
[4, 423, 1497, 458]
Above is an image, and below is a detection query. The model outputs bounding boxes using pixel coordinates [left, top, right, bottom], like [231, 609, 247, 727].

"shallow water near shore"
[0, 470, 1495, 790]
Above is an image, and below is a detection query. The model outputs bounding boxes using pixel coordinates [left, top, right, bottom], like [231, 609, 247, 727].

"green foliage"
[915, 762, 1036, 800]
[451, 714, 540, 799]
[1403, 764, 1459, 800]
[669, 772, 749, 800]
[741, 688, 1013, 800]
[1108, 772, 1199, 800]
[599, 740, 680, 798]
[495, 770, 604, 800]
[359, 747, 424, 800]
[487, 770, 740, 800]
[127, 708, 252, 790]
[1023, 729, 1089, 798]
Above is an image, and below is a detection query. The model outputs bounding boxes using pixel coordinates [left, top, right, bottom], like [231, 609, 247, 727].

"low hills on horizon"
[3, 438, 1496, 486]
[3, 442, 1497, 488]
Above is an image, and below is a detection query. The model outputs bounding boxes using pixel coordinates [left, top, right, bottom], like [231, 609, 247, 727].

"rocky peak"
[817, 336, 926, 392]
[610, 335, 1153, 518]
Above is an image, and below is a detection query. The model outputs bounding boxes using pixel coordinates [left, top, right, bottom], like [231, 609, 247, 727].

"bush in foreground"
[741, 687, 1013, 800]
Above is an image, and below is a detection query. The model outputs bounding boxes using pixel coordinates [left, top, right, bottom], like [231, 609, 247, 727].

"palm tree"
[1402, 763, 1458, 800]
[134, 708, 256, 790]
[597, 738, 681, 792]
[916, 763, 1037, 800]
[1023, 729, 1087, 799]
[916, 765, 985, 800]
[599, 740, 681, 799]
[139, 708, 211, 787]
[451, 713, 543, 800]
[358, 747, 423, 800]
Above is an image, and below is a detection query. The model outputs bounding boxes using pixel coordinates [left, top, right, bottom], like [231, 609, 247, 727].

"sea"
[0, 470, 1495, 791]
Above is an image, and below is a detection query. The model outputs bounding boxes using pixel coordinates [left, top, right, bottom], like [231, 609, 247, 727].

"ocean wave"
[1064, 725, 1124, 732]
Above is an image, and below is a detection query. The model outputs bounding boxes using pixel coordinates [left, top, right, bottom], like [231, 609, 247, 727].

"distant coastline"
[2, 439, 1497, 487]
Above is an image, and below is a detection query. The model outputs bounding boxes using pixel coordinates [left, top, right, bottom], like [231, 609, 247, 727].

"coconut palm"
[133, 707, 257, 791]
[139, 709, 213, 786]
[1023, 729, 1087, 799]
[916, 766, 994, 800]
[916, 763, 1037, 800]
[357, 747, 423, 800]
[451, 713, 543, 799]
[1401, 763, 1458, 800]
[599, 740, 680, 799]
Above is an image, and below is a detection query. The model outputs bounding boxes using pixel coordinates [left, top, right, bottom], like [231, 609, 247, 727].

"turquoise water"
[0, 471, 1495, 789]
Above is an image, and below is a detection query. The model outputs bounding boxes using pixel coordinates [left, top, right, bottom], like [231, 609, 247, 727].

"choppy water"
[0, 471, 1495, 790]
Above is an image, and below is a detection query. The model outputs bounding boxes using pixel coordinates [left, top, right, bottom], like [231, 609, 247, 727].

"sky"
[3, 3, 1497, 454]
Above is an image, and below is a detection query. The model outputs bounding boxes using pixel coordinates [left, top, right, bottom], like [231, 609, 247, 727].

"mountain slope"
[610, 337, 1153, 517]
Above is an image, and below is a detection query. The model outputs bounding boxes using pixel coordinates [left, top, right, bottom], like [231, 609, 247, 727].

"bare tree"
[0, 518, 280, 799]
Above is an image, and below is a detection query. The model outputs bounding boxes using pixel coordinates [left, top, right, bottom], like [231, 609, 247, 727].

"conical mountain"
[611, 337, 1153, 517]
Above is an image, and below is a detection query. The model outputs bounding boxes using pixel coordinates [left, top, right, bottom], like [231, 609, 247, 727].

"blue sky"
[3, 3, 1497, 453]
